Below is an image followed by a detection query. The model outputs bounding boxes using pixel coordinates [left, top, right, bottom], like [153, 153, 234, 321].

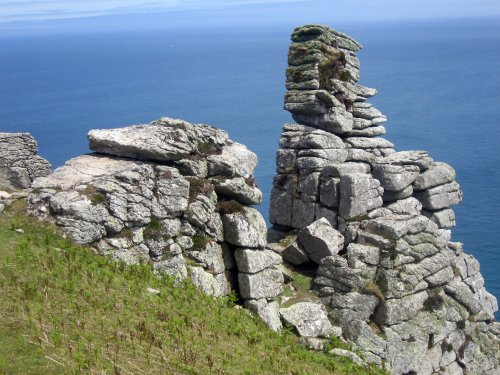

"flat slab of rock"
[414, 181, 462, 210]
[0, 132, 51, 189]
[280, 302, 338, 338]
[413, 162, 456, 191]
[298, 218, 344, 264]
[379, 150, 433, 170]
[373, 163, 419, 192]
[344, 137, 394, 149]
[32, 154, 149, 190]
[89, 124, 197, 162]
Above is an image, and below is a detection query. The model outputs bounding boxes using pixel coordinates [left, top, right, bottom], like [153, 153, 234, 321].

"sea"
[1, 17, 499, 318]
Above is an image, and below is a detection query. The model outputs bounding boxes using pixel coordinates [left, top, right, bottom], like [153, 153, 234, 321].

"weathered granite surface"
[269, 24, 500, 375]
[28, 118, 284, 310]
[2, 22, 497, 375]
[0, 133, 51, 189]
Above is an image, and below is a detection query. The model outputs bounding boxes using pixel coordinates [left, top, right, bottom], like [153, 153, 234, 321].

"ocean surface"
[1, 18, 499, 318]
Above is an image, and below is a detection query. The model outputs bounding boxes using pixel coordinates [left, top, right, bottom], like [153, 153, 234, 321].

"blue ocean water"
[1, 19, 499, 318]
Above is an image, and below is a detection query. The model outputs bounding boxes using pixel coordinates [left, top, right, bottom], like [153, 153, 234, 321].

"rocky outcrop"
[0, 133, 51, 189]
[28, 118, 284, 310]
[269, 24, 500, 374]
[5, 22, 497, 375]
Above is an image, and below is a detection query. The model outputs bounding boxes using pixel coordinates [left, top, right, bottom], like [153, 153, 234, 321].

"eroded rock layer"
[28, 118, 283, 310]
[270, 24, 500, 374]
[0, 133, 51, 189]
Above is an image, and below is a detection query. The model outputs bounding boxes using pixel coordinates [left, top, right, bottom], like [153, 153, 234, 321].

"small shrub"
[317, 51, 347, 90]
[424, 291, 444, 311]
[216, 200, 245, 215]
[197, 141, 220, 156]
[121, 229, 135, 240]
[143, 218, 162, 240]
[188, 178, 214, 203]
[363, 281, 385, 302]
[340, 70, 351, 82]
[441, 340, 454, 353]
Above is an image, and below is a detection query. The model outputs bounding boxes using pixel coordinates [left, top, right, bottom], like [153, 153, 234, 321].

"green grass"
[0, 200, 386, 374]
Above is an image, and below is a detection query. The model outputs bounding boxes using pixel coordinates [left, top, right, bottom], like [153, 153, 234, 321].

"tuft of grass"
[363, 281, 385, 302]
[0, 200, 387, 374]
[82, 186, 106, 205]
[188, 233, 213, 251]
[143, 217, 162, 240]
[325, 336, 352, 352]
[340, 70, 351, 82]
[216, 200, 245, 215]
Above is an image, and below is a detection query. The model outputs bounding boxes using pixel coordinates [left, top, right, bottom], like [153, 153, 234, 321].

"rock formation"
[28, 118, 284, 315]
[2, 22, 496, 375]
[0, 133, 51, 189]
[269, 24, 500, 374]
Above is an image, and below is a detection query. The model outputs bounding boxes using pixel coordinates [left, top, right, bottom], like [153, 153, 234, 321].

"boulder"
[234, 248, 282, 274]
[339, 173, 383, 219]
[245, 299, 282, 332]
[413, 162, 456, 191]
[378, 151, 433, 170]
[280, 302, 338, 338]
[281, 238, 310, 265]
[373, 163, 420, 192]
[297, 218, 344, 264]
[414, 181, 462, 210]
[213, 177, 262, 205]
[207, 142, 258, 178]
[238, 268, 284, 299]
[374, 291, 428, 326]
[222, 207, 267, 248]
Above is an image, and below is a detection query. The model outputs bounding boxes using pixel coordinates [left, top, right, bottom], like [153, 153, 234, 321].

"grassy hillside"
[0, 200, 385, 374]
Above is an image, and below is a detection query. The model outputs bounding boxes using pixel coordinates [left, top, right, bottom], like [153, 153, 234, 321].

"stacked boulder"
[0, 132, 51, 189]
[270, 25, 500, 374]
[28, 118, 284, 311]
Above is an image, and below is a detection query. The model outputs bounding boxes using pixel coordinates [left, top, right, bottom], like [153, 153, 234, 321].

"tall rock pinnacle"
[269, 24, 500, 374]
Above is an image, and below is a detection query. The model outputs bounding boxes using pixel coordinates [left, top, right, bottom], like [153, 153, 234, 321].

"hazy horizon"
[2, 0, 500, 36]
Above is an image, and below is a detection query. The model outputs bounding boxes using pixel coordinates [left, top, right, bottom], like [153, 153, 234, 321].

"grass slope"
[0, 200, 386, 374]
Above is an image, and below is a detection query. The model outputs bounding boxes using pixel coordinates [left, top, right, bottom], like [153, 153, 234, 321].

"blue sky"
[1, 0, 500, 33]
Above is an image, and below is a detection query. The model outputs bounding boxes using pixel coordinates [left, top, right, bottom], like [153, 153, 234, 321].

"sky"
[1, 0, 500, 34]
